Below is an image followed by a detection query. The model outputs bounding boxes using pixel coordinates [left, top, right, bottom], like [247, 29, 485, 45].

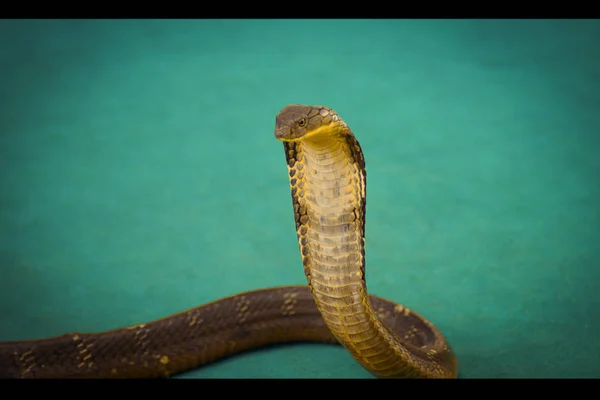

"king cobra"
[0, 104, 457, 379]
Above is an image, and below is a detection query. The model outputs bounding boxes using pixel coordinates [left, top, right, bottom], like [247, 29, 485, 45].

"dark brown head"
[274, 104, 341, 142]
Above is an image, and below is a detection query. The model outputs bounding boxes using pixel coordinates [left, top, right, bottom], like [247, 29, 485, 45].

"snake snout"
[275, 123, 304, 142]
[274, 127, 290, 141]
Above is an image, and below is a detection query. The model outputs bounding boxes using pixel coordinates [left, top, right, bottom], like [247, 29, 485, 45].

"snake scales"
[0, 104, 457, 379]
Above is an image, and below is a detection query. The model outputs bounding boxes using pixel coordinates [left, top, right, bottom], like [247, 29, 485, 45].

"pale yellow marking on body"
[132, 323, 151, 356]
[153, 354, 171, 376]
[73, 334, 95, 369]
[235, 295, 251, 323]
[126, 323, 146, 330]
[376, 306, 390, 319]
[403, 325, 418, 341]
[188, 314, 203, 327]
[281, 291, 298, 316]
[393, 303, 411, 317]
[17, 349, 36, 377]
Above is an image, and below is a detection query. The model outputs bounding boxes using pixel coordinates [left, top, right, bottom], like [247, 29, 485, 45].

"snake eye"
[297, 118, 307, 127]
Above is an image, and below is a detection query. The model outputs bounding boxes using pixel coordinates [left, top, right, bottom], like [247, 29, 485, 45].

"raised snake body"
[0, 104, 457, 379]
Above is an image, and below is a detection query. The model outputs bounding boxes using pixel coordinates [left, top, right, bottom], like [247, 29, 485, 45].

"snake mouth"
[274, 133, 299, 143]
[275, 123, 338, 143]
[276, 136, 304, 143]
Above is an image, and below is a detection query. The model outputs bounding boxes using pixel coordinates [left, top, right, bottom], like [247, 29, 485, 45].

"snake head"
[274, 104, 342, 142]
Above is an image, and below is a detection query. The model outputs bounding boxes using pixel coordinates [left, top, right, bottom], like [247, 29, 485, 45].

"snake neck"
[284, 126, 448, 378]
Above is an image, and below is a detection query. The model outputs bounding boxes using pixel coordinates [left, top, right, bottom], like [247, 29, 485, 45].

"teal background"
[0, 19, 599, 378]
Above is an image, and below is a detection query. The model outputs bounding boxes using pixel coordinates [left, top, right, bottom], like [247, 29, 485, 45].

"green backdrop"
[1, 19, 598, 378]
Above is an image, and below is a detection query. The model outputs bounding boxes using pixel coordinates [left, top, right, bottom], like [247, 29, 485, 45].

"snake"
[0, 104, 458, 379]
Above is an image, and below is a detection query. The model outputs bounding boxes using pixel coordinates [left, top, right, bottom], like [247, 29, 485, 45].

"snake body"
[0, 104, 457, 379]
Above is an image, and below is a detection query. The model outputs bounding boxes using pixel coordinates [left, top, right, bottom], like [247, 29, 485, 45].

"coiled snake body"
[0, 105, 457, 379]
